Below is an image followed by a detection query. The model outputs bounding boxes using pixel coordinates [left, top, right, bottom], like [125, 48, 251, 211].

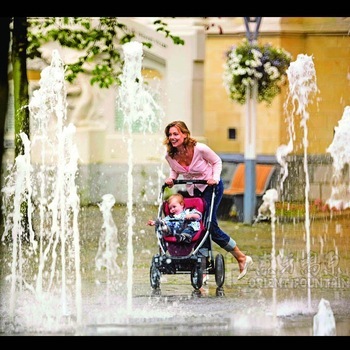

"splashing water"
[95, 194, 120, 280]
[326, 106, 350, 210]
[313, 298, 336, 336]
[1, 41, 166, 333]
[1, 132, 35, 318]
[95, 194, 120, 274]
[277, 54, 319, 193]
[254, 188, 278, 223]
[255, 189, 279, 322]
[117, 41, 164, 313]
[1, 49, 82, 331]
[277, 54, 318, 310]
[94, 193, 120, 320]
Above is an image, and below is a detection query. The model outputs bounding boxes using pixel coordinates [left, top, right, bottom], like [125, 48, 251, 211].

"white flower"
[223, 39, 292, 105]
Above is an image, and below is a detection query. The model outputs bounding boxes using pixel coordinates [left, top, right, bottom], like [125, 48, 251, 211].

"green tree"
[7, 17, 184, 158]
[7, 18, 31, 237]
[27, 17, 184, 88]
[0, 17, 11, 227]
[12, 17, 30, 156]
[5, 17, 185, 166]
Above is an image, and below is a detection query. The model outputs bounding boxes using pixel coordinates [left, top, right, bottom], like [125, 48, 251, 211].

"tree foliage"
[0, 17, 11, 226]
[12, 17, 30, 155]
[27, 17, 185, 88]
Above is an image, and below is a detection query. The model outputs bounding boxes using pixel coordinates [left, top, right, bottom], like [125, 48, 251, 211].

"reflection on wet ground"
[1, 205, 349, 336]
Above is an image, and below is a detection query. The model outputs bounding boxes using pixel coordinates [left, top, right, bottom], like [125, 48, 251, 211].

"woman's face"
[168, 126, 186, 148]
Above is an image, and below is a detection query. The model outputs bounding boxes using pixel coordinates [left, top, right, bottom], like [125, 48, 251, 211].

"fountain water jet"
[255, 189, 279, 324]
[278, 53, 318, 311]
[1, 41, 166, 334]
[117, 41, 164, 312]
[95, 194, 120, 280]
[313, 298, 336, 336]
[1, 49, 82, 331]
[326, 106, 350, 211]
[273, 54, 349, 323]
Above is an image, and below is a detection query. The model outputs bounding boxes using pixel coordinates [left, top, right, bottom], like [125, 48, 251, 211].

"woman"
[163, 120, 253, 280]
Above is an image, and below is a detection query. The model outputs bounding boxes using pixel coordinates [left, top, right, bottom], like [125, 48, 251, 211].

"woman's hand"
[165, 178, 174, 188]
[207, 178, 218, 186]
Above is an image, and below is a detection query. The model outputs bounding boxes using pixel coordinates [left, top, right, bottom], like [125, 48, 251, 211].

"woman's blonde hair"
[163, 120, 197, 158]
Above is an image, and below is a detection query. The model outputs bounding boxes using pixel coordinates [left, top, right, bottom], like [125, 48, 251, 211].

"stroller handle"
[161, 179, 209, 191]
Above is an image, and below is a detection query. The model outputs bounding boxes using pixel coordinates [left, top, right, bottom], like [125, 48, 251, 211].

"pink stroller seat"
[162, 196, 207, 256]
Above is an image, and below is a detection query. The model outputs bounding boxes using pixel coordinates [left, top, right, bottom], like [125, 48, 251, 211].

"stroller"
[149, 179, 225, 295]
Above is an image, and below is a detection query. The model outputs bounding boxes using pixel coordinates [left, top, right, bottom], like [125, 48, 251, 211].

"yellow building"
[204, 17, 350, 156]
[202, 17, 350, 206]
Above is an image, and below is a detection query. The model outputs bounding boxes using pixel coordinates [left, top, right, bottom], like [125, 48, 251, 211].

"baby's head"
[167, 193, 185, 215]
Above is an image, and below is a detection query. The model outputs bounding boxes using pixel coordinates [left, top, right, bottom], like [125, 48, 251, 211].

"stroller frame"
[150, 179, 225, 295]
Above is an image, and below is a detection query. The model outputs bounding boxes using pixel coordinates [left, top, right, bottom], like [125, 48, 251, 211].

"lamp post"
[243, 17, 262, 224]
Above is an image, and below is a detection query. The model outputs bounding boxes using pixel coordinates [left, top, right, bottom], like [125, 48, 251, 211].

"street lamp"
[243, 17, 262, 224]
[244, 17, 262, 43]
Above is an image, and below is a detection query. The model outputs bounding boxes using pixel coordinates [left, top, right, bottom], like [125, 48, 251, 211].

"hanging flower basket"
[223, 39, 292, 105]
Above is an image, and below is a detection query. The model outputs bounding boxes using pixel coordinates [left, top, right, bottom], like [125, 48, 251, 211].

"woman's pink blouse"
[165, 142, 222, 195]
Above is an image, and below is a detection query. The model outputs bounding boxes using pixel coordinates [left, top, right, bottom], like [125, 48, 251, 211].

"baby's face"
[168, 200, 184, 215]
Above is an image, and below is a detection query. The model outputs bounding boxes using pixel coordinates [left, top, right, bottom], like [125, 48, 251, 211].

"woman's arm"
[198, 143, 222, 182]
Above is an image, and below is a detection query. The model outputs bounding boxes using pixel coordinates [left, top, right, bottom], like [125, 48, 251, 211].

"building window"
[228, 128, 236, 140]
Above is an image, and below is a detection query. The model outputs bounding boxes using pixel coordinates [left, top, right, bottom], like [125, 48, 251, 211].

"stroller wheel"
[214, 253, 225, 288]
[216, 287, 225, 297]
[150, 256, 161, 290]
[191, 256, 205, 290]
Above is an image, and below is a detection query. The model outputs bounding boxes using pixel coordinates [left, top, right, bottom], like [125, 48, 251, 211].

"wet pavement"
[1, 204, 350, 336]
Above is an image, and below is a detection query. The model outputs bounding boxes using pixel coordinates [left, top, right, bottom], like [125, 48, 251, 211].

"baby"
[147, 193, 202, 243]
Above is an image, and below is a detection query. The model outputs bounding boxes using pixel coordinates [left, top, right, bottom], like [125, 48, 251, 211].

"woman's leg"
[202, 179, 235, 248]
[202, 180, 252, 276]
